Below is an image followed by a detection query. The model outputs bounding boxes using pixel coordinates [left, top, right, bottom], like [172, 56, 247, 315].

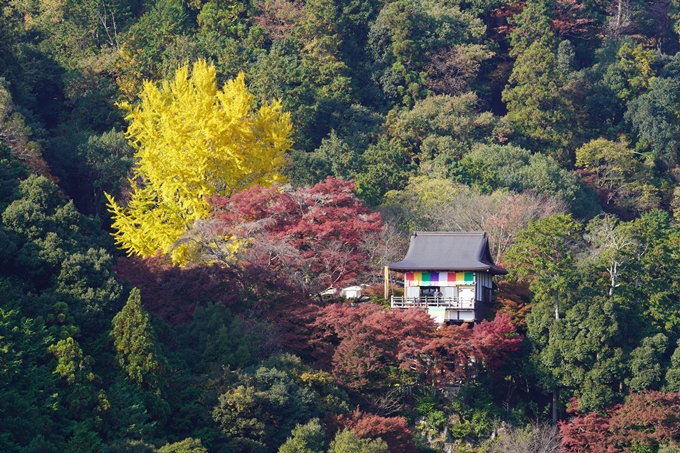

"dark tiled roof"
[387, 231, 508, 275]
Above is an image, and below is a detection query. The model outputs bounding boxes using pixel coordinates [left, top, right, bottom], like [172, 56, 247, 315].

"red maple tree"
[560, 392, 680, 452]
[333, 408, 417, 453]
[207, 177, 384, 293]
[113, 253, 305, 327]
[398, 313, 522, 386]
[311, 304, 522, 390]
[311, 303, 435, 390]
[113, 253, 241, 325]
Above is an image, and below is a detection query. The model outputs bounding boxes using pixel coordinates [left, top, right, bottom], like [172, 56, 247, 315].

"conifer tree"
[502, 40, 576, 160]
[111, 288, 164, 392]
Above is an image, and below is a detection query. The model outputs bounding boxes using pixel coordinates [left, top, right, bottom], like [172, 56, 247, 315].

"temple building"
[385, 232, 507, 323]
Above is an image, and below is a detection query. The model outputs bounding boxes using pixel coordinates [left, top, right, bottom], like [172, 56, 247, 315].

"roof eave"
[388, 264, 508, 275]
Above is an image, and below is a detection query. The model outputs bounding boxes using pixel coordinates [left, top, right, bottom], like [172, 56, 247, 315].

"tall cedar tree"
[111, 288, 165, 393]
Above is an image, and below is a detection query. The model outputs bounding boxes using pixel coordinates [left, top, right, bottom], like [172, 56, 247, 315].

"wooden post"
[384, 266, 389, 300]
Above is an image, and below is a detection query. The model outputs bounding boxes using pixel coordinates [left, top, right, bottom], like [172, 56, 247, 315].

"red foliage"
[399, 313, 522, 386]
[311, 303, 435, 390]
[473, 313, 524, 373]
[495, 280, 532, 330]
[609, 392, 680, 448]
[113, 253, 240, 325]
[552, 0, 596, 38]
[114, 253, 306, 328]
[311, 304, 522, 389]
[268, 292, 323, 354]
[488, 2, 525, 39]
[252, 0, 303, 40]
[560, 398, 616, 452]
[560, 392, 680, 452]
[398, 322, 478, 386]
[210, 177, 384, 292]
[335, 409, 417, 453]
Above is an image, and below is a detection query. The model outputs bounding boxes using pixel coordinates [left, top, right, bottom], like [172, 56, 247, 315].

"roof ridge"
[388, 231, 507, 275]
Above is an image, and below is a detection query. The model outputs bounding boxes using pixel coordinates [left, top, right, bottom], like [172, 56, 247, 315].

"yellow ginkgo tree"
[106, 60, 292, 264]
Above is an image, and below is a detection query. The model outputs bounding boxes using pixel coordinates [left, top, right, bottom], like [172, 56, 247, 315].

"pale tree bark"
[608, 0, 632, 38]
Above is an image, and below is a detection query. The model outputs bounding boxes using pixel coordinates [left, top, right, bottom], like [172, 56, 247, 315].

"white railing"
[391, 296, 475, 309]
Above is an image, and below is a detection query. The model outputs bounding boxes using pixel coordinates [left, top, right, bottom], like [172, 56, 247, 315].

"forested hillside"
[3, 0, 680, 451]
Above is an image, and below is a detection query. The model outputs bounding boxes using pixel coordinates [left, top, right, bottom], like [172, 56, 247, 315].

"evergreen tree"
[111, 288, 165, 393]
[328, 430, 389, 453]
[502, 41, 576, 161]
[278, 419, 326, 453]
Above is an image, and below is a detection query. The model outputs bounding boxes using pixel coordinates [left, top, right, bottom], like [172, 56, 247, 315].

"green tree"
[97, 378, 166, 443]
[245, 0, 354, 152]
[48, 335, 100, 421]
[77, 129, 135, 216]
[176, 301, 273, 373]
[355, 138, 414, 206]
[665, 340, 680, 391]
[613, 41, 656, 102]
[380, 176, 467, 232]
[367, 0, 487, 106]
[310, 131, 362, 181]
[626, 77, 680, 163]
[111, 288, 165, 393]
[581, 38, 656, 140]
[278, 419, 326, 453]
[630, 212, 680, 332]
[158, 438, 207, 453]
[627, 333, 668, 392]
[505, 214, 581, 421]
[213, 366, 316, 452]
[65, 422, 105, 453]
[327, 430, 389, 453]
[576, 138, 659, 215]
[502, 40, 576, 160]
[0, 302, 60, 452]
[55, 248, 123, 328]
[115, 0, 191, 100]
[508, 0, 555, 57]
[455, 144, 600, 217]
[505, 214, 581, 319]
[540, 294, 631, 413]
[213, 354, 348, 452]
[0, 78, 48, 176]
[385, 93, 502, 174]
[1, 175, 121, 330]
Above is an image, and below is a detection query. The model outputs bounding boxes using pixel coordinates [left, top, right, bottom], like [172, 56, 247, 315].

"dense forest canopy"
[3, 0, 680, 451]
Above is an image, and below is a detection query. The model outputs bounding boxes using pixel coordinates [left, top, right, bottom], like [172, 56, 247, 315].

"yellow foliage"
[106, 60, 292, 264]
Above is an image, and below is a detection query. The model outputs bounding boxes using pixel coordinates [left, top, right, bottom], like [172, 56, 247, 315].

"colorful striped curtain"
[404, 271, 474, 286]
